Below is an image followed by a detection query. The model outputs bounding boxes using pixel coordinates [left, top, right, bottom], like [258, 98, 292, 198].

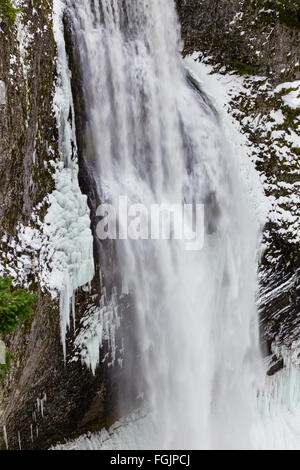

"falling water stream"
[56, 0, 267, 449]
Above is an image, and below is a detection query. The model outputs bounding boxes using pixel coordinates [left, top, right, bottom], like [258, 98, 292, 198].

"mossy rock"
[256, 0, 300, 28]
[0, 0, 21, 24]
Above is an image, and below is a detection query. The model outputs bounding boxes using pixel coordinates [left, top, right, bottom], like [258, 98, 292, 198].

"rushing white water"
[60, 0, 265, 449]
[54, 362, 300, 450]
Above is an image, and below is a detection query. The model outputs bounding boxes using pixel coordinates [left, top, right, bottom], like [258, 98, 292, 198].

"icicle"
[3, 425, 8, 450]
[50, 0, 95, 359]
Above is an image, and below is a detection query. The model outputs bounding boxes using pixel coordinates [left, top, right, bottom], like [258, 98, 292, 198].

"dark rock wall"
[0, 2, 118, 450]
[176, 0, 300, 84]
[0, 1, 57, 235]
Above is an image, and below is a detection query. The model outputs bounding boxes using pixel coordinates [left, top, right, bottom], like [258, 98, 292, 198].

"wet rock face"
[0, 286, 119, 450]
[0, 1, 58, 450]
[176, 0, 300, 84]
[0, 3, 57, 235]
[0, 2, 119, 450]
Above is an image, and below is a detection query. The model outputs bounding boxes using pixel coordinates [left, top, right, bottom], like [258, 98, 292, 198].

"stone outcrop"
[176, 0, 300, 84]
[0, 1, 118, 450]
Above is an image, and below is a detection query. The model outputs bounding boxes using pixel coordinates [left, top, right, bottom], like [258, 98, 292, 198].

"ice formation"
[50, 0, 95, 358]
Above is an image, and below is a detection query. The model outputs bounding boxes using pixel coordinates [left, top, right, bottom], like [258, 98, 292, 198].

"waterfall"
[59, 0, 264, 449]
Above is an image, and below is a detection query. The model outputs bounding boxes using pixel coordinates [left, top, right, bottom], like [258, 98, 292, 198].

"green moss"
[230, 60, 260, 75]
[0, 277, 35, 335]
[0, 0, 21, 24]
[257, 0, 300, 28]
[291, 146, 300, 155]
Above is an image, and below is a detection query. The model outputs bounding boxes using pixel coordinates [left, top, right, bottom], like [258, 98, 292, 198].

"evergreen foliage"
[0, 277, 35, 335]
